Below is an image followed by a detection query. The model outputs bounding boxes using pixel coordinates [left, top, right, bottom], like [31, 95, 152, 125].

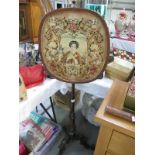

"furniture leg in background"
[35, 106, 38, 113]
[50, 96, 57, 123]
[39, 96, 57, 123]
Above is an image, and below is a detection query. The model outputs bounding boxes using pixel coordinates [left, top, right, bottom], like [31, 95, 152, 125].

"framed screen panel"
[39, 8, 110, 83]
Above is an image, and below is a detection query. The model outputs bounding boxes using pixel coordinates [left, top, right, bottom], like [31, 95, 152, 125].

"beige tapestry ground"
[40, 8, 109, 83]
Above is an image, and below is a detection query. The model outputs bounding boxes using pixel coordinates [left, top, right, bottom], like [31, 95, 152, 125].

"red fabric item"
[19, 64, 46, 88]
[19, 143, 29, 155]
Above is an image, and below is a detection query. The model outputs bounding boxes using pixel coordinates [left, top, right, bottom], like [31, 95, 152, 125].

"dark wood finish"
[19, 0, 52, 42]
[19, 0, 29, 4]
[19, 5, 30, 41]
[127, 66, 135, 82]
[39, 8, 110, 84]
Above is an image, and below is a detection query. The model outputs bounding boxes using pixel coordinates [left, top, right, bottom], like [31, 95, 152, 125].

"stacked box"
[105, 61, 133, 81]
[33, 124, 61, 155]
[19, 112, 61, 155]
[53, 90, 80, 111]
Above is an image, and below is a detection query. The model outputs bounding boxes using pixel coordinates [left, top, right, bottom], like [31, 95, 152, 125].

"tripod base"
[58, 127, 95, 155]
[58, 83, 95, 155]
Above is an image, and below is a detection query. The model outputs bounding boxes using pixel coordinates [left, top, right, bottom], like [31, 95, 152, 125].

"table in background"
[110, 37, 135, 54]
[19, 77, 113, 123]
[19, 79, 60, 122]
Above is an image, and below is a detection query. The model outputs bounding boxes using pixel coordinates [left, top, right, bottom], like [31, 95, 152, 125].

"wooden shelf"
[19, 0, 53, 43]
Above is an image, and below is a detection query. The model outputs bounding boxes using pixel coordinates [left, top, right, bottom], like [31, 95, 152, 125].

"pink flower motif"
[68, 22, 78, 32]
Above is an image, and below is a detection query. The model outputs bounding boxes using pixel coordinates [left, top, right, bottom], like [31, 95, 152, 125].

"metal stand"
[39, 97, 57, 123]
[69, 83, 76, 136]
[40, 103, 56, 122]
[58, 83, 95, 155]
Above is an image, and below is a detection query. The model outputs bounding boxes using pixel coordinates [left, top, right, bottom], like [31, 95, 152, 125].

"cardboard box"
[105, 57, 134, 81]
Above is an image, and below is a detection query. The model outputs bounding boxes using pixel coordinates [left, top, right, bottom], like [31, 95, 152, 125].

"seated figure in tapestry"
[41, 14, 108, 82]
[66, 41, 81, 65]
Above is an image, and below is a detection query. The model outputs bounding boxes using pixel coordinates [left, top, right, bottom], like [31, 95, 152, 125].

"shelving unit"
[19, 0, 53, 43]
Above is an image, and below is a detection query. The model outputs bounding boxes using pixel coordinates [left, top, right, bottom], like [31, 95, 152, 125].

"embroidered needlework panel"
[39, 8, 109, 83]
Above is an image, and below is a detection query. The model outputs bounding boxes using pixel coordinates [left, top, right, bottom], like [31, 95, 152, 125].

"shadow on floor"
[45, 104, 100, 155]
